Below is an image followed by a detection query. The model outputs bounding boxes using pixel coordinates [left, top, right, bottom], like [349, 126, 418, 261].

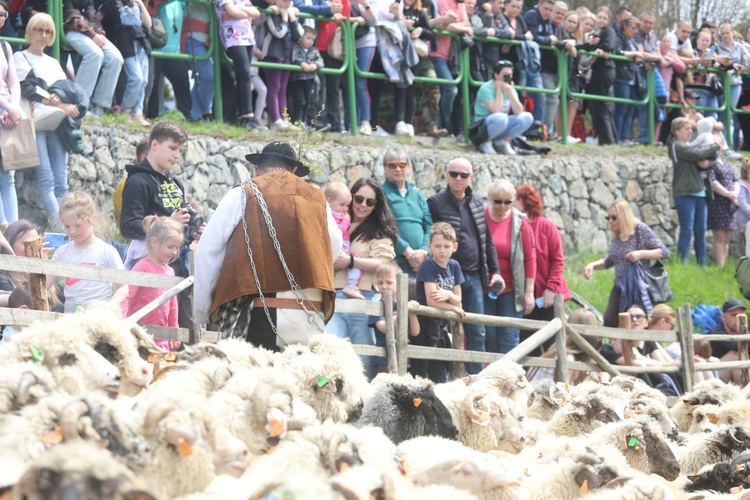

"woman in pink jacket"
[0, 0, 20, 227]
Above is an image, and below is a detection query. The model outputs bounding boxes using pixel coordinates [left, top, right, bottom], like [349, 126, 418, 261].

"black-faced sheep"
[684, 451, 750, 494]
[358, 373, 458, 444]
[677, 424, 750, 474]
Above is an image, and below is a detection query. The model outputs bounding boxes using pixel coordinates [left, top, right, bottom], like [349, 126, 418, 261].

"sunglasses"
[448, 171, 471, 179]
[34, 28, 53, 36]
[386, 162, 408, 170]
[630, 314, 646, 321]
[0, 11, 7, 18]
[493, 199, 513, 205]
[353, 194, 377, 207]
[605, 215, 618, 221]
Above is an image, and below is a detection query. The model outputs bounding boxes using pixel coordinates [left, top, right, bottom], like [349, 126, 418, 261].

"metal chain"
[239, 181, 325, 341]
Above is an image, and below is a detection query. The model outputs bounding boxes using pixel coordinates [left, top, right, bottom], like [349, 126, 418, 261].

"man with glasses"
[709, 298, 748, 384]
[427, 158, 503, 374]
[381, 147, 432, 276]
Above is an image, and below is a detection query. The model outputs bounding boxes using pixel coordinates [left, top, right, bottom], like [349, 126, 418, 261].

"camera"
[503, 74, 513, 84]
[182, 202, 204, 243]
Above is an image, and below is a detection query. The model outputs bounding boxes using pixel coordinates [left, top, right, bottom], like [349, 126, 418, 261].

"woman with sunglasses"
[484, 179, 535, 354]
[328, 177, 397, 378]
[583, 200, 669, 328]
[0, 0, 20, 228]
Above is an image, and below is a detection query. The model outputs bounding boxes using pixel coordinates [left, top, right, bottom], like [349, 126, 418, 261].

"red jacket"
[530, 216, 571, 300]
[316, 0, 351, 52]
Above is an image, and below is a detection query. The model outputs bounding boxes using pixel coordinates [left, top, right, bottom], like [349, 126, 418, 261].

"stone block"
[601, 162, 618, 183]
[185, 140, 207, 164]
[625, 180, 643, 201]
[569, 178, 588, 198]
[575, 199, 590, 218]
[547, 173, 564, 195]
[590, 179, 615, 207]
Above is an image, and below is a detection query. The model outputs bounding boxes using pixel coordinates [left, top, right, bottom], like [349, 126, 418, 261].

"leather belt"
[252, 298, 322, 310]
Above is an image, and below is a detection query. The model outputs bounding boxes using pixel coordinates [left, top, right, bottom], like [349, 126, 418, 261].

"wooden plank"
[451, 320, 465, 378]
[566, 325, 621, 377]
[396, 274, 409, 376]
[619, 313, 633, 366]
[144, 325, 193, 342]
[408, 303, 549, 330]
[0, 308, 63, 324]
[554, 294, 568, 383]
[680, 304, 695, 393]
[694, 360, 750, 371]
[616, 365, 681, 374]
[382, 290, 398, 374]
[130, 277, 195, 323]
[572, 323, 679, 342]
[0, 254, 183, 288]
[187, 252, 201, 344]
[502, 318, 561, 364]
[694, 334, 750, 342]
[25, 238, 49, 312]
[738, 314, 749, 387]
[332, 298, 384, 316]
[351, 344, 388, 357]
[405, 344, 505, 363]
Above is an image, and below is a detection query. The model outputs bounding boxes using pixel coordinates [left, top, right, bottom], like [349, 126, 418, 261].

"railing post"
[395, 273, 409, 376]
[618, 312, 633, 366]
[50, 0, 61, 61]
[211, 5, 223, 123]
[558, 48, 568, 145]
[553, 294, 568, 383]
[383, 289, 398, 374]
[739, 314, 749, 387]
[647, 66, 655, 145]
[679, 304, 695, 394]
[24, 238, 49, 312]
[460, 47, 471, 144]
[723, 70, 733, 150]
[451, 320, 465, 379]
[346, 20, 358, 136]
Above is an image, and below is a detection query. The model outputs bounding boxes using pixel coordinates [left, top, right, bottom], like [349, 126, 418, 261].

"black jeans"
[226, 45, 254, 117]
[289, 78, 316, 125]
[322, 52, 343, 131]
[589, 66, 617, 145]
[603, 285, 622, 328]
[738, 88, 750, 151]
[148, 58, 192, 119]
[395, 85, 415, 123]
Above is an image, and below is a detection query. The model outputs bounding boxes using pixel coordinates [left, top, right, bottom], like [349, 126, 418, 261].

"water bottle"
[487, 280, 503, 300]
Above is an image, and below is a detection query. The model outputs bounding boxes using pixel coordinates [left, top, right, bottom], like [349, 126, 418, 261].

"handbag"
[467, 118, 488, 146]
[413, 38, 429, 58]
[634, 66, 647, 98]
[635, 227, 675, 305]
[328, 25, 344, 61]
[147, 15, 168, 49]
[19, 53, 66, 131]
[0, 101, 39, 171]
[710, 74, 724, 96]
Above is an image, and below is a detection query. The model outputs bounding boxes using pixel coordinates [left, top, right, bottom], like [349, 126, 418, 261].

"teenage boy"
[120, 121, 191, 269]
[412, 222, 465, 383]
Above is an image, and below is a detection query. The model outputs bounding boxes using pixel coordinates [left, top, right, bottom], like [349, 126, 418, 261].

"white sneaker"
[479, 141, 497, 154]
[406, 124, 415, 137]
[373, 126, 391, 137]
[395, 121, 410, 136]
[270, 119, 288, 131]
[566, 136, 581, 145]
[498, 140, 516, 155]
[359, 122, 372, 136]
[585, 136, 599, 146]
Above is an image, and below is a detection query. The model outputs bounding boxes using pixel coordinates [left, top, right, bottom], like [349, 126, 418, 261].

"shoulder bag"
[148, 15, 168, 49]
[20, 53, 66, 131]
[1, 100, 40, 171]
[467, 118, 488, 146]
[636, 225, 674, 305]
[328, 25, 344, 61]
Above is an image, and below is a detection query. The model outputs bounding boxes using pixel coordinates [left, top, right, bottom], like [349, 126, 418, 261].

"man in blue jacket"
[522, 0, 556, 124]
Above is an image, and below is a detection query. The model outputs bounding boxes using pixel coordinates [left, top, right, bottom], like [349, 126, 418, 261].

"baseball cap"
[684, 89, 700, 100]
[722, 298, 746, 313]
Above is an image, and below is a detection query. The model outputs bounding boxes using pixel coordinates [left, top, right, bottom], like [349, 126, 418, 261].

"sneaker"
[245, 119, 261, 132]
[425, 127, 449, 138]
[497, 140, 516, 155]
[373, 126, 391, 137]
[566, 136, 581, 145]
[131, 113, 150, 127]
[90, 104, 105, 117]
[359, 122, 372, 135]
[314, 123, 332, 133]
[395, 121, 410, 136]
[270, 119, 288, 131]
[406, 124, 415, 137]
[479, 141, 497, 154]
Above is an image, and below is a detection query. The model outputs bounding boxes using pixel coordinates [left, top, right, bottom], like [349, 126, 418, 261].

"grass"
[564, 251, 743, 315]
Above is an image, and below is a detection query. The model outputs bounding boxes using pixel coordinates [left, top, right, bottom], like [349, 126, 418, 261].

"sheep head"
[565, 394, 623, 427]
[626, 399, 679, 440]
[0, 363, 55, 414]
[709, 425, 750, 455]
[463, 389, 526, 453]
[390, 383, 458, 442]
[615, 416, 680, 481]
[569, 448, 620, 493]
[410, 458, 522, 494]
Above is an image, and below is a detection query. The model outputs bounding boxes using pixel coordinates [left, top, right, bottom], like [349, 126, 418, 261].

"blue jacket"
[523, 7, 555, 72]
[293, 0, 332, 18]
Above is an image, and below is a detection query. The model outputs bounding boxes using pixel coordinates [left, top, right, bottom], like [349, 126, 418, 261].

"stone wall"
[16, 125, 678, 254]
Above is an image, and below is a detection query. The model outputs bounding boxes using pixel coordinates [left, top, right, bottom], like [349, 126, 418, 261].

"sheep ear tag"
[42, 426, 63, 445]
[709, 415, 720, 425]
[177, 437, 193, 457]
[471, 410, 491, 426]
[266, 408, 288, 438]
[578, 479, 589, 495]
[627, 437, 641, 452]
[317, 376, 336, 393]
[26, 346, 44, 365]
[413, 398, 422, 408]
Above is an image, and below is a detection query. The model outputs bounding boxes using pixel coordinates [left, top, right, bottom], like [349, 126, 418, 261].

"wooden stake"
[395, 274, 409, 376]
[452, 320, 465, 379]
[553, 294, 568, 383]
[739, 314, 749, 387]
[383, 290, 398, 375]
[24, 237, 48, 312]
[619, 313, 633, 366]
[679, 304, 695, 394]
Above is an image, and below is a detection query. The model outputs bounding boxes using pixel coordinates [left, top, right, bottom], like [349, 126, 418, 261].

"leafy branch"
[282, 106, 328, 178]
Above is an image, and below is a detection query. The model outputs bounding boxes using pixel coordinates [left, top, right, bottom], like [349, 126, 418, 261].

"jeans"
[226, 45, 254, 117]
[121, 43, 149, 114]
[693, 88, 719, 120]
[461, 272, 487, 375]
[0, 170, 17, 225]
[541, 71, 559, 134]
[519, 69, 545, 123]
[322, 52, 344, 132]
[66, 30, 124, 108]
[185, 37, 215, 119]
[430, 56, 458, 133]
[327, 289, 378, 378]
[614, 81, 637, 141]
[674, 195, 707, 265]
[636, 101, 663, 143]
[35, 131, 68, 224]
[729, 84, 742, 149]
[355, 46, 375, 124]
[485, 290, 522, 354]
[486, 112, 534, 141]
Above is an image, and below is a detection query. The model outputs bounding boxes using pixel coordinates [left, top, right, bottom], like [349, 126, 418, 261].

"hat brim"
[245, 152, 310, 177]
[725, 305, 747, 313]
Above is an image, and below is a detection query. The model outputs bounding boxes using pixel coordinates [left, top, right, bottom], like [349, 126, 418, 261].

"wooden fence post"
[553, 294, 568, 383]
[679, 304, 695, 394]
[187, 252, 202, 344]
[739, 314, 749, 387]
[619, 313, 633, 366]
[566, 325, 621, 377]
[383, 290, 398, 375]
[452, 320, 465, 379]
[24, 238, 49, 312]
[395, 273, 409, 376]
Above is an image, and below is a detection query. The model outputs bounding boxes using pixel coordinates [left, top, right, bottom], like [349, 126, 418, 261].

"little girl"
[260, 0, 301, 130]
[47, 192, 128, 312]
[121, 216, 184, 351]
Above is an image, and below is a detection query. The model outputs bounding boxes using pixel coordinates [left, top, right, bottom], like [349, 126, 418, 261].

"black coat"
[614, 30, 637, 83]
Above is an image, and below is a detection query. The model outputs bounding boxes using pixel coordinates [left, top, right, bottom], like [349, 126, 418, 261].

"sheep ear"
[453, 462, 477, 478]
[687, 474, 701, 483]
[707, 414, 719, 425]
[266, 407, 288, 438]
[316, 376, 336, 393]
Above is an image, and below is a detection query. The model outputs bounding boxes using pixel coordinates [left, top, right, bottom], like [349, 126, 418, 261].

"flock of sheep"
[3, 304, 750, 499]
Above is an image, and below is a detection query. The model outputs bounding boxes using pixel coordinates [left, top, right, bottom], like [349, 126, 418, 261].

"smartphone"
[35, 86, 51, 99]
[44, 232, 67, 249]
[503, 74, 512, 84]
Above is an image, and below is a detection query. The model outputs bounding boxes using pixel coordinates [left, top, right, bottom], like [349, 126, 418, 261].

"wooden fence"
[3, 254, 750, 391]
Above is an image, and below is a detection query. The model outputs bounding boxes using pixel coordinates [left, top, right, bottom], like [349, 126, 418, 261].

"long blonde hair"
[610, 200, 637, 241]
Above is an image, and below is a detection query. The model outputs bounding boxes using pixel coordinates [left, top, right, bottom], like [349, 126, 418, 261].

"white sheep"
[686, 403, 721, 435]
[676, 423, 750, 475]
[625, 398, 679, 440]
[671, 379, 742, 433]
[609, 375, 668, 405]
[215, 337, 276, 369]
[527, 378, 571, 421]
[545, 392, 624, 437]
[0, 362, 55, 415]
[467, 359, 531, 408]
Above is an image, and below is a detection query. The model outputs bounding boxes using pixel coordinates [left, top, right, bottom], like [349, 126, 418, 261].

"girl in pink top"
[121, 216, 184, 351]
[657, 34, 687, 104]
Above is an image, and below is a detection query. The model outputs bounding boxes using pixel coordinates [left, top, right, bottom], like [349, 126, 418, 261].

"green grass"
[564, 251, 743, 315]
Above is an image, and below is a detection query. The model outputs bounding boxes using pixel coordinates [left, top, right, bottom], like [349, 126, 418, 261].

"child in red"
[121, 215, 184, 351]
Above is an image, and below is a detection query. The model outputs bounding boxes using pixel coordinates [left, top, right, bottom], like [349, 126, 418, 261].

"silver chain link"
[239, 181, 325, 343]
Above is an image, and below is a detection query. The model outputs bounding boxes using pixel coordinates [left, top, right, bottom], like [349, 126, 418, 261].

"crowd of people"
[1, 0, 749, 156]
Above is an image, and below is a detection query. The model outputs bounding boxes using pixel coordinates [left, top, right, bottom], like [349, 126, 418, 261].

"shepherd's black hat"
[245, 141, 308, 177]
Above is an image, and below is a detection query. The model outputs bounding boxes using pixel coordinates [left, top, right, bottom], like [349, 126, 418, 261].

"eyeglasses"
[605, 215, 618, 221]
[386, 162, 408, 170]
[448, 171, 471, 179]
[0, 11, 8, 18]
[34, 28, 53, 36]
[665, 319, 676, 329]
[353, 194, 377, 207]
[493, 199, 514, 205]
[630, 314, 646, 321]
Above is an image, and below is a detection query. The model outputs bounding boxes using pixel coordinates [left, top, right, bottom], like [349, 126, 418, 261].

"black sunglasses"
[353, 194, 377, 207]
[448, 171, 471, 179]
[493, 199, 513, 205]
[605, 215, 618, 221]
[630, 314, 646, 321]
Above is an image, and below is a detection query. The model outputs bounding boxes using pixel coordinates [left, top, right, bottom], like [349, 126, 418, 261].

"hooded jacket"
[120, 160, 186, 240]
[667, 138, 719, 199]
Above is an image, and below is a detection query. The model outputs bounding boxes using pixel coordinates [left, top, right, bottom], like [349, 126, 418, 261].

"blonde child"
[368, 261, 420, 374]
[46, 192, 128, 313]
[325, 181, 364, 299]
[121, 216, 184, 351]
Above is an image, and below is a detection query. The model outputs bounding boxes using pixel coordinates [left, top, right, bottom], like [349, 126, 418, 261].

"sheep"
[683, 452, 750, 494]
[610, 375, 668, 405]
[215, 337, 275, 369]
[546, 392, 624, 437]
[686, 404, 722, 435]
[358, 373, 458, 444]
[467, 359, 531, 408]
[671, 379, 742, 432]
[11, 441, 156, 500]
[526, 378, 571, 421]
[0, 362, 56, 415]
[625, 398, 679, 440]
[677, 424, 750, 475]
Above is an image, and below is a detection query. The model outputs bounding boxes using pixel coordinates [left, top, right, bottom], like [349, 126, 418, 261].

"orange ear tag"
[413, 398, 422, 408]
[578, 479, 589, 495]
[42, 426, 63, 445]
[177, 437, 193, 457]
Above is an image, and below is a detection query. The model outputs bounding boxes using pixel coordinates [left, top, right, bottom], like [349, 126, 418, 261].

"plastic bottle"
[487, 280, 503, 300]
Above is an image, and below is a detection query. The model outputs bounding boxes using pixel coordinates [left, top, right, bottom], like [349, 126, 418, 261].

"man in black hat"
[194, 141, 342, 350]
[709, 298, 747, 384]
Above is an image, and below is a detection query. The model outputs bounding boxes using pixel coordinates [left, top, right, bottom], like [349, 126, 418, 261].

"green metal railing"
[4, 7, 749, 145]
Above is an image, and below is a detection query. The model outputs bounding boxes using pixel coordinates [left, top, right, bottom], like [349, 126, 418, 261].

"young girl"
[260, 0, 301, 130]
[121, 216, 183, 351]
[47, 192, 128, 313]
